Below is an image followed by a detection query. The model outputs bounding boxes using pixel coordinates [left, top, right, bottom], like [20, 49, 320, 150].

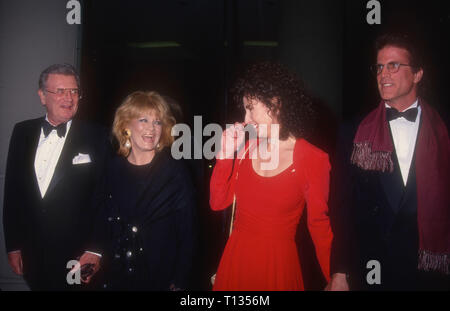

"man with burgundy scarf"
[328, 33, 450, 290]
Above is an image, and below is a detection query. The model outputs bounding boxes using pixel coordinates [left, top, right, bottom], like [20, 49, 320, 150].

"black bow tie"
[42, 120, 67, 138]
[386, 107, 418, 122]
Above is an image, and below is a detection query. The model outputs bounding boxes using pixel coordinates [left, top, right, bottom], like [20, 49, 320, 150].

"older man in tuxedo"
[328, 33, 450, 290]
[3, 64, 108, 290]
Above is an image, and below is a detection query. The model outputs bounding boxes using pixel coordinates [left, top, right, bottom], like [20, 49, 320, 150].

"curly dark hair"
[231, 61, 315, 140]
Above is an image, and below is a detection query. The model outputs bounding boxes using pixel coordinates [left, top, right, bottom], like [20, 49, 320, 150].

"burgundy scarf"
[351, 99, 450, 275]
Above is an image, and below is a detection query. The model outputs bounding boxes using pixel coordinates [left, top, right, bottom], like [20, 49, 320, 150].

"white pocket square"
[72, 153, 92, 165]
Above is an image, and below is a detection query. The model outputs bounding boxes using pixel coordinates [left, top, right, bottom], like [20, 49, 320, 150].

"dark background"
[77, 0, 450, 290]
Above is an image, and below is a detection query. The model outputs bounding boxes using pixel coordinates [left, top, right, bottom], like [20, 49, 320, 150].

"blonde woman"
[89, 91, 197, 290]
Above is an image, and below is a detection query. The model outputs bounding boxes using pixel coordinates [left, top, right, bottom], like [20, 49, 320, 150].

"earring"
[124, 128, 131, 148]
[157, 143, 160, 149]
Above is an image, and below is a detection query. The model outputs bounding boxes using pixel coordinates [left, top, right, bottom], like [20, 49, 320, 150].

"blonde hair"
[112, 91, 176, 157]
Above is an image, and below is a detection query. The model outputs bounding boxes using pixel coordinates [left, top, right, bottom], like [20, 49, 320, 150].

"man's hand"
[169, 283, 182, 291]
[325, 273, 350, 291]
[8, 251, 23, 275]
[77, 252, 101, 284]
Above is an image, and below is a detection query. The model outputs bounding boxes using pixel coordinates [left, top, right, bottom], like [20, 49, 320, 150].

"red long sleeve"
[299, 141, 333, 281]
[209, 159, 237, 211]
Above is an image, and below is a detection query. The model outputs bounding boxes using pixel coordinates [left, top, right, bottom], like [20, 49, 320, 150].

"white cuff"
[86, 251, 102, 257]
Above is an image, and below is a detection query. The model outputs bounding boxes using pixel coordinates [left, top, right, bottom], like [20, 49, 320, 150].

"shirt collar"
[385, 99, 419, 111]
[44, 114, 72, 137]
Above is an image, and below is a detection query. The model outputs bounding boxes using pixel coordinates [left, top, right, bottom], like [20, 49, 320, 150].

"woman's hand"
[324, 273, 350, 291]
[216, 122, 247, 159]
[77, 252, 101, 284]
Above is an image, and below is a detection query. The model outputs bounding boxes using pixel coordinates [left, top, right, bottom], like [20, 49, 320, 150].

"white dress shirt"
[386, 100, 421, 186]
[34, 116, 72, 198]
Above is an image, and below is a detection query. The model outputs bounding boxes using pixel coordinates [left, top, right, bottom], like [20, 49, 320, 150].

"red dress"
[210, 139, 333, 291]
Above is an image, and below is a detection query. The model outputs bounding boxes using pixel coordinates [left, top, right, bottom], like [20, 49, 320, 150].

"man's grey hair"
[38, 63, 80, 90]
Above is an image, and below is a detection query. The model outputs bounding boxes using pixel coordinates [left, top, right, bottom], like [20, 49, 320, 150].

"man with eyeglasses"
[328, 33, 450, 290]
[3, 63, 109, 290]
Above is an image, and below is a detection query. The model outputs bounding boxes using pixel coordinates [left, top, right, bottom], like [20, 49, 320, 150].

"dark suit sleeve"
[3, 124, 25, 252]
[329, 122, 357, 275]
[84, 127, 113, 255]
[85, 167, 109, 255]
[171, 161, 198, 290]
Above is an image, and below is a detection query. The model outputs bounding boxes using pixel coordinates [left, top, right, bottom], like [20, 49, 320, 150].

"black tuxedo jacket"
[3, 116, 109, 290]
[329, 116, 424, 290]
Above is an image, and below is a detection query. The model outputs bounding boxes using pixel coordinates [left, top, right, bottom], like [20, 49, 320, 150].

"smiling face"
[38, 74, 79, 125]
[376, 45, 423, 110]
[243, 96, 279, 137]
[127, 110, 162, 160]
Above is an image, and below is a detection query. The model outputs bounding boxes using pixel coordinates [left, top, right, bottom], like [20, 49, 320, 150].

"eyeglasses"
[45, 88, 81, 98]
[371, 62, 414, 75]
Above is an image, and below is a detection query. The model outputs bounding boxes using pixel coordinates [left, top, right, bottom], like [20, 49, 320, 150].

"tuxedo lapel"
[379, 114, 422, 225]
[45, 120, 81, 196]
[379, 126, 405, 215]
[28, 118, 45, 199]
[398, 115, 422, 210]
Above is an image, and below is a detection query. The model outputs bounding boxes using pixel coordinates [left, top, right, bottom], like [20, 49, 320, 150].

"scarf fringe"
[418, 250, 450, 275]
[351, 142, 393, 172]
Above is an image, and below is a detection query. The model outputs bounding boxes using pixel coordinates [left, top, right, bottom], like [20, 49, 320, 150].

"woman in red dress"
[210, 62, 333, 291]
